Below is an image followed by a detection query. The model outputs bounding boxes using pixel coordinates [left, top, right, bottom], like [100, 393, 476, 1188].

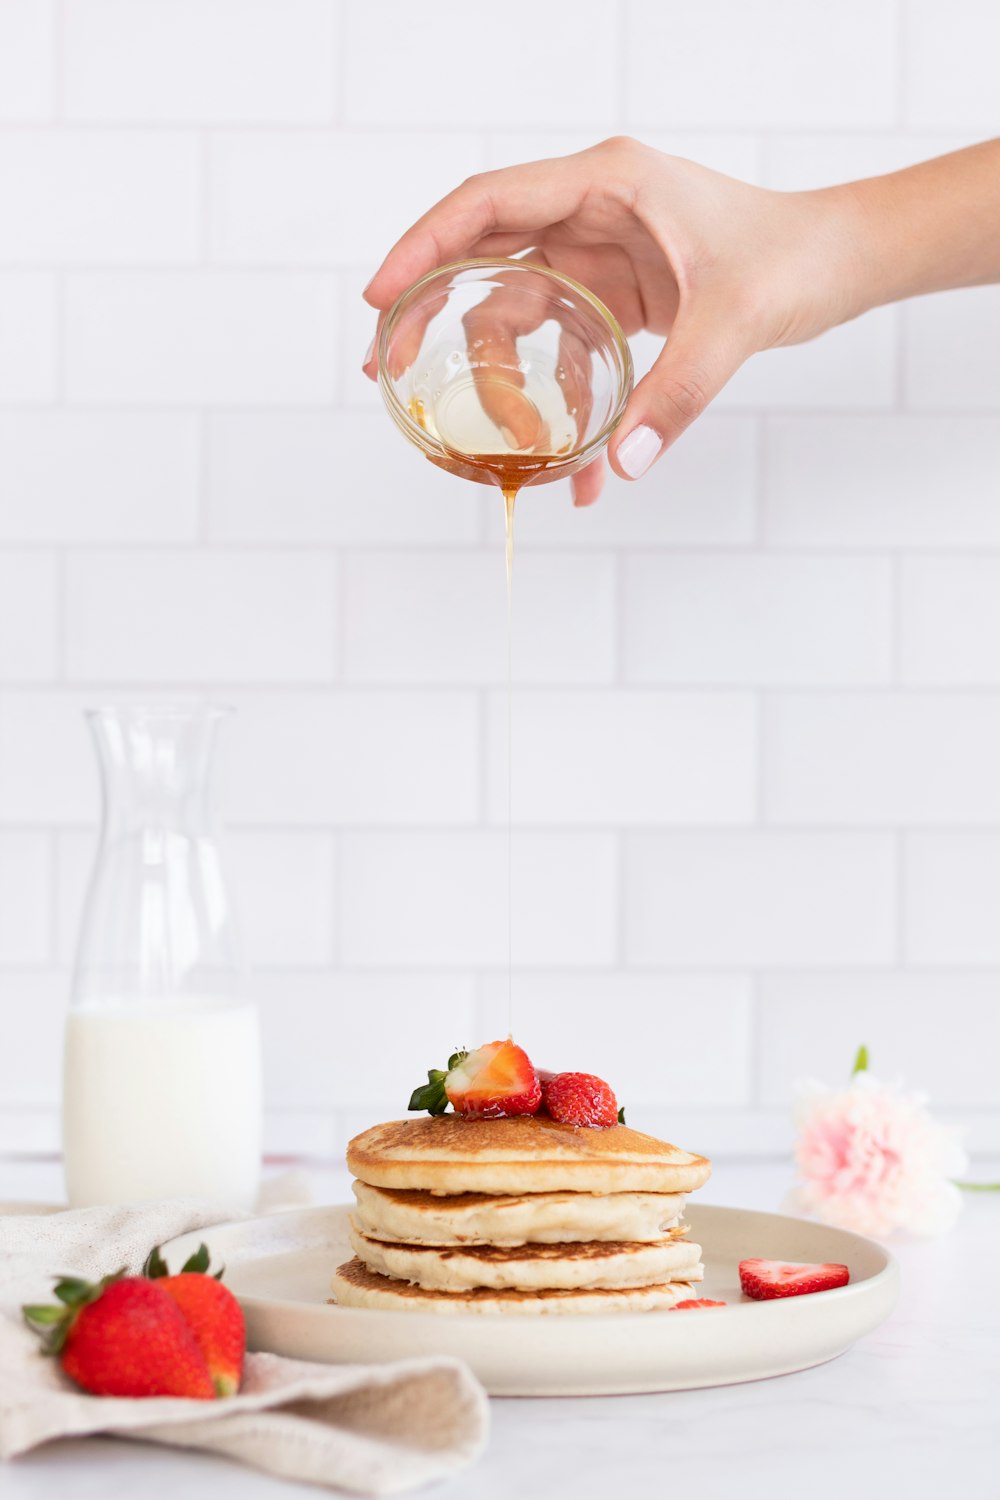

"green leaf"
[408, 1067, 450, 1115]
[617, 1106, 626, 1125]
[51, 1277, 92, 1305]
[181, 1244, 211, 1275]
[851, 1044, 869, 1076]
[22, 1303, 72, 1356]
[447, 1050, 468, 1072]
[143, 1245, 169, 1279]
[954, 1180, 1000, 1192]
[22, 1304, 65, 1325]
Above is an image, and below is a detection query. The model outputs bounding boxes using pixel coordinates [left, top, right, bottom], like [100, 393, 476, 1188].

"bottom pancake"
[332, 1258, 699, 1315]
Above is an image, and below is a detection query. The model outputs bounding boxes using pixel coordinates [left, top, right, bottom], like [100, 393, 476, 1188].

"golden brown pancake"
[331, 1258, 698, 1315]
[350, 1179, 689, 1244]
[347, 1116, 712, 1195]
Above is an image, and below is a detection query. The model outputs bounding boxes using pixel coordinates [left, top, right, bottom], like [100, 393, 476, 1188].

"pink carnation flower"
[791, 1069, 967, 1238]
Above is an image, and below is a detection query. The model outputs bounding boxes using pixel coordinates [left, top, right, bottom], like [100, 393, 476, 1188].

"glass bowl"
[377, 257, 633, 490]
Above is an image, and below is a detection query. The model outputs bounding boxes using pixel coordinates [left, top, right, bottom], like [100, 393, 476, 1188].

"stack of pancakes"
[333, 1115, 712, 1315]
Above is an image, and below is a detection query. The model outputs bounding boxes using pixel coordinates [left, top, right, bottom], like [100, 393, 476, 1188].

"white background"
[1, 0, 999, 1166]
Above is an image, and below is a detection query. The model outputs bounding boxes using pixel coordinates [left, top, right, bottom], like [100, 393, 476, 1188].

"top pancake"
[347, 1115, 712, 1195]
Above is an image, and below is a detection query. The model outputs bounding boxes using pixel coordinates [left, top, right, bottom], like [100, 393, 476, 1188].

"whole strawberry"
[144, 1243, 245, 1397]
[542, 1071, 621, 1128]
[23, 1271, 215, 1399]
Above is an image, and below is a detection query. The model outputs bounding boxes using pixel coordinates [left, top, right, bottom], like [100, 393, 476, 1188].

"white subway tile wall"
[1, 0, 998, 1165]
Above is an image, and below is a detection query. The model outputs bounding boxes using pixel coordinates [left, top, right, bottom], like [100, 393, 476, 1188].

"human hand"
[362, 137, 861, 504]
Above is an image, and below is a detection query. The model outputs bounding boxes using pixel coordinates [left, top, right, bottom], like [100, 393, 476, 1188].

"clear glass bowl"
[377, 257, 633, 490]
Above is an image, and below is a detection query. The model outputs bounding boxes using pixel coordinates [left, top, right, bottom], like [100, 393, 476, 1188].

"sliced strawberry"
[738, 1259, 850, 1301]
[409, 1039, 541, 1120]
[674, 1298, 727, 1309]
[542, 1071, 618, 1128]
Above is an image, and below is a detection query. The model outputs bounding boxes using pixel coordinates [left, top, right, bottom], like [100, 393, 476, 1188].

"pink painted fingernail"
[363, 336, 375, 367]
[617, 424, 662, 479]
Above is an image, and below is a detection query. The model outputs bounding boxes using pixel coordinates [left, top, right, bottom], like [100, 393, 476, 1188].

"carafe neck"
[87, 704, 230, 837]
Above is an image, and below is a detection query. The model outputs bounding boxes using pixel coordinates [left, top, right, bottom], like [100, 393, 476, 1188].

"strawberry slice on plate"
[674, 1298, 727, 1310]
[409, 1039, 542, 1120]
[739, 1259, 850, 1301]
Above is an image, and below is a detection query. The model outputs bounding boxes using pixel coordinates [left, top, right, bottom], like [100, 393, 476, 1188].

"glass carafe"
[63, 703, 261, 1209]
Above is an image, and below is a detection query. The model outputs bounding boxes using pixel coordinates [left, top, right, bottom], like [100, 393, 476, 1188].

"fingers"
[461, 276, 550, 449]
[363, 154, 593, 312]
[608, 310, 746, 479]
[556, 326, 593, 451]
[361, 307, 385, 381]
[570, 457, 605, 507]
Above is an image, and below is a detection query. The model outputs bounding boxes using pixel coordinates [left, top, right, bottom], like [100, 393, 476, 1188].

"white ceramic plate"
[162, 1203, 899, 1397]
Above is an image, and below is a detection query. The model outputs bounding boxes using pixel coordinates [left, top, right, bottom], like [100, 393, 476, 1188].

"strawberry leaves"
[144, 1241, 224, 1281]
[23, 1269, 126, 1355]
[408, 1051, 467, 1115]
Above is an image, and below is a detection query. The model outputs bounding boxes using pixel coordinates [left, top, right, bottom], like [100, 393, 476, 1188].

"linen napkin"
[0, 1199, 489, 1495]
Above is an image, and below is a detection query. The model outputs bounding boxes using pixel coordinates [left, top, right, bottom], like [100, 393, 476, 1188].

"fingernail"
[363, 335, 375, 368]
[499, 424, 518, 449]
[617, 424, 662, 479]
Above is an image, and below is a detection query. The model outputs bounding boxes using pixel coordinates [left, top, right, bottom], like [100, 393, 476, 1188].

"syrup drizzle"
[503, 486, 516, 1037]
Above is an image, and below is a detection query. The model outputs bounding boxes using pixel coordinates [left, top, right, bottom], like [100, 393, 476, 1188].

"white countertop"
[1, 1158, 997, 1500]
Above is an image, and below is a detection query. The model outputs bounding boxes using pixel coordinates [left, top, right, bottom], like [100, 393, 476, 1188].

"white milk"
[62, 997, 261, 1210]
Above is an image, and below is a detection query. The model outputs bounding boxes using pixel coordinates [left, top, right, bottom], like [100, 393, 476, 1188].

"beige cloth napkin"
[0, 1199, 489, 1495]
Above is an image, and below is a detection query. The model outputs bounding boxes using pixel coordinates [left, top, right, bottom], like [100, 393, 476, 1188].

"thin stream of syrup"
[408, 397, 563, 1040]
[503, 486, 515, 1037]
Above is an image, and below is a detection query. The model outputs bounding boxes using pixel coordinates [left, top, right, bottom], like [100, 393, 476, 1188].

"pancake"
[348, 1223, 703, 1292]
[351, 1180, 688, 1245]
[347, 1116, 712, 1196]
[332, 1258, 698, 1315]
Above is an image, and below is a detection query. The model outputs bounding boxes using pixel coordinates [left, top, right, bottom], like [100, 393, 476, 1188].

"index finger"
[363, 152, 594, 311]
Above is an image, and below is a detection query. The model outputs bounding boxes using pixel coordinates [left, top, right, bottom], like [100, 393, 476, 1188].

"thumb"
[608, 315, 745, 480]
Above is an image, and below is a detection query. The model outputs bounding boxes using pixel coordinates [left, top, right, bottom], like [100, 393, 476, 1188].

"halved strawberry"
[738, 1259, 850, 1301]
[674, 1298, 727, 1309]
[409, 1039, 541, 1120]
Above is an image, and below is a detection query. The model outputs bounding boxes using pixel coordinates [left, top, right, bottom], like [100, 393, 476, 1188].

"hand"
[361, 137, 861, 504]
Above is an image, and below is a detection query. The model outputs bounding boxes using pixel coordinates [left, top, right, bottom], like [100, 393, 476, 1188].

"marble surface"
[1, 1157, 997, 1500]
